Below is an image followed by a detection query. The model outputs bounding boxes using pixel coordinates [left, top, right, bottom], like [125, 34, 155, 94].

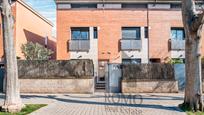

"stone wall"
[121, 64, 178, 93]
[122, 81, 178, 93]
[20, 79, 94, 93]
[17, 60, 94, 93]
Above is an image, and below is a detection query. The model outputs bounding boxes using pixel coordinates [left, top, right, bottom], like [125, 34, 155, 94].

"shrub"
[21, 42, 53, 60]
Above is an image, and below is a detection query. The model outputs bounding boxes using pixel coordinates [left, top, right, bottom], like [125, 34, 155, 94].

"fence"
[122, 64, 175, 81]
[0, 59, 94, 93]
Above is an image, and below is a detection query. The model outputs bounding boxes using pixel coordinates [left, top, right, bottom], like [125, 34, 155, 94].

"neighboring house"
[0, 0, 56, 60]
[55, 0, 204, 82]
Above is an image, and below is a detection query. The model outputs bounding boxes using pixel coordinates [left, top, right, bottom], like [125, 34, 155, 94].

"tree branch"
[182, 0, 204, 32]
[191, 11, 204, 32]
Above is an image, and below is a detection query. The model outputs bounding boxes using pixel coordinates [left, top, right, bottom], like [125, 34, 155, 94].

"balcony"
[169, 39, 185, 50]
[68, 40, 90, 51]
[120, 39, 142, 51]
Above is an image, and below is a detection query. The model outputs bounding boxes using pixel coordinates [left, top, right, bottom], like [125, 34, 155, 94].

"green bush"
[168, 58, 184, 64]
[21, 42, 53, 60]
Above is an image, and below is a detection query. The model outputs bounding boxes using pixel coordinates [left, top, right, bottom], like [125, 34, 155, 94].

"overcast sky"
[24, 0, 56, 37]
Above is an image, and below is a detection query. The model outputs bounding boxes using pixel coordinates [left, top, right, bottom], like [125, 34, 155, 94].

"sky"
[24, 0, 56, 37]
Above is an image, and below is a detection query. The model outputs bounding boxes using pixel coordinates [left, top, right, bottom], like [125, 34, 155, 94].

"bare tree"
[1, 0, 23, 113]
[182, 0, 204, 111]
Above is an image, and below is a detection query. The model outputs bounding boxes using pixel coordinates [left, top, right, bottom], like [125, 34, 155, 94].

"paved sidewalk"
[0, 93, 186, 115]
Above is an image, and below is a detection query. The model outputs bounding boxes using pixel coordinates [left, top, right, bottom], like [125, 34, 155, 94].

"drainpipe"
[147, 3, 150, 63]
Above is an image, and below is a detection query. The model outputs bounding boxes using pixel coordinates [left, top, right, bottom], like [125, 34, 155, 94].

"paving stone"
[0, 93, 186, 115]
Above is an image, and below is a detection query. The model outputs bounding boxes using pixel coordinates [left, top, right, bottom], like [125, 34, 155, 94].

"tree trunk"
[182, 0, 204, 111]
[1, 0, 23, 113]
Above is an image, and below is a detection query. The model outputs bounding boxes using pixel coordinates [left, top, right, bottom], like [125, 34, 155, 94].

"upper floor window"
[145, 27, 149, 38]
[122, 27, 141, 40]
[71, 27, 89, 40]
[171, 4, 181, 9]
[94, 27, 98, 39]
[71, 4, 97, 9]
[122, 4, 147, 9]
[171, 28, 185, 40]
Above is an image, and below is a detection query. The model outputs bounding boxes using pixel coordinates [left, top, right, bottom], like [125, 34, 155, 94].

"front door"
[98, 60, 108, 83]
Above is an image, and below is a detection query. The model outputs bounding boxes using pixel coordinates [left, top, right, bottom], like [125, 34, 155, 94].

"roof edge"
[17, 0, 54, 27]
[55, 0, 203, 4]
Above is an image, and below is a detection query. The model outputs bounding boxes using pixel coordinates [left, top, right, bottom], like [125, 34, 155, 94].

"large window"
[71, 27, 89, 40]
[122, 59, 141, 64]
[171, 28, 185, 40]
[122, 27, 141, 40]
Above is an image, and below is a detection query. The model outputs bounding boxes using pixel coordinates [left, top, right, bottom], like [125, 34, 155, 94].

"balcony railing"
[120, 39, 142, 50]
[68, 39, 90, 51]
[170, 39, 185, 50]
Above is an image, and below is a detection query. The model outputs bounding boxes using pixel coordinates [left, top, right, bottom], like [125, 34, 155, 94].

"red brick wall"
[57, 9, 148, 62]
[148, 10, 183, 62]
[57, 9, 204, 62]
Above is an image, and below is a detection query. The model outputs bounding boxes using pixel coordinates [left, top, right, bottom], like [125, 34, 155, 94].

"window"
[57, 4, 71, 9]
[71, 4, 97, 9]
[71, 27, 89, 40]
[94, 27, 98, 39]
[145, 27, 149, 38]
[122, 27, 141, 39]
[122, 4, 147, 9]
[149, 58, 161, 63]
[97, 4, 122, 9]
[122, 59, 141, 64]
[171, 28, 185, 40]
[171, 4, 181, 9]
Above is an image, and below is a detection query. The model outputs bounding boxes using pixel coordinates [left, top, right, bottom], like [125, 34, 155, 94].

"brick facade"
[56, 0, 204, 63]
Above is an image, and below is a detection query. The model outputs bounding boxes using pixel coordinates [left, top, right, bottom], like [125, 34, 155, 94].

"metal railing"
[170, 39, 185, 50]
[120, 39, 142, 50]
[68, 39, 90, 51]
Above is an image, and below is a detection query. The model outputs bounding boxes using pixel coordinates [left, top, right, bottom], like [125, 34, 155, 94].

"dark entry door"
[98, 60, 108, 83]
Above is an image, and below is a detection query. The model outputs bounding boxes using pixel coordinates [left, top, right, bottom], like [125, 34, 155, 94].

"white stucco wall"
[171, 50, 185, 59]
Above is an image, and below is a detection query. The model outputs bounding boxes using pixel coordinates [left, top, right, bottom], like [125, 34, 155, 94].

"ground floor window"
[122, 58, 141, 64]
[149, 58, 161, 63]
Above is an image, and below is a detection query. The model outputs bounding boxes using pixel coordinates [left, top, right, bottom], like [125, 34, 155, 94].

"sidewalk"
[0, 93, 186, 115]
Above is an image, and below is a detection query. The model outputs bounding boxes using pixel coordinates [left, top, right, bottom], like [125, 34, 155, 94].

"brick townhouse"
[0, 0, 56, 61]
[56, 0, 204, 83]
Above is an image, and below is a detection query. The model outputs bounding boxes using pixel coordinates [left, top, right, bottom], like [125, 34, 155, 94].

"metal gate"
[106, 64, 122, 93]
